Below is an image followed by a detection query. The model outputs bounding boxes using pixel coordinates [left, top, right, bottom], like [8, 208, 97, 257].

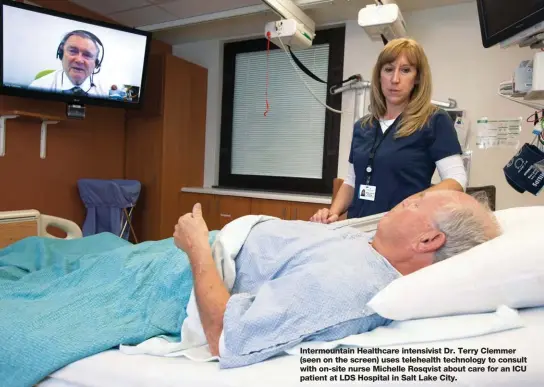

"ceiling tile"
[70, 0, 152, 15]
[108, 5, 178, 27]
[159, 0, 261, 19]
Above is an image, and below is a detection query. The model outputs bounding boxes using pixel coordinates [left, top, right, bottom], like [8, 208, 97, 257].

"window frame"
[218, 26, 346, 195]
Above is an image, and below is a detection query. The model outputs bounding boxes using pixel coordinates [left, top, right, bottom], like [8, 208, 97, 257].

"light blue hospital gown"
[218, 219, 401, 368]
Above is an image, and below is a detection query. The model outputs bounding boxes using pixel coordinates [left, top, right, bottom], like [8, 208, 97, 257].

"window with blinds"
[219, 27, 345, 194]
[231, 44, 329, 179]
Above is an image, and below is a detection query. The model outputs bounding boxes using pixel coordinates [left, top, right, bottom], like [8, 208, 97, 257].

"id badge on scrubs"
[359, 184, 376, 201]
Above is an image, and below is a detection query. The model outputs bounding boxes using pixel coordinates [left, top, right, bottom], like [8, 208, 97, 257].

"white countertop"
[181, 187, 332, 205]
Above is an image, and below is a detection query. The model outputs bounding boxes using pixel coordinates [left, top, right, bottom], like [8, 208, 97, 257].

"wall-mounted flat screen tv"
[1, 0, 152, 109]
[477, 0, 544, 48]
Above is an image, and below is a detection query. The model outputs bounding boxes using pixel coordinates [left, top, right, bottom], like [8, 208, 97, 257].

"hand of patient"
[174, 203, 210, 256]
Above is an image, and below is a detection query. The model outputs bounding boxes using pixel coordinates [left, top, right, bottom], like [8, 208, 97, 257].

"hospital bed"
[0, 209, 82, 249]
[37, 309, 544, 387]
[1, 205, 543, 387]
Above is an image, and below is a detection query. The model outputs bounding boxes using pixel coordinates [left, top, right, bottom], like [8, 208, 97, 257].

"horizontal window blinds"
[231, 43, 330, 179]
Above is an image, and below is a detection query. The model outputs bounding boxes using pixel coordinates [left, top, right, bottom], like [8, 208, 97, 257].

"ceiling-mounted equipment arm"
[262, 0, 316, 34]
[262, 0, 319, 50]
[358, 1, 407, 43]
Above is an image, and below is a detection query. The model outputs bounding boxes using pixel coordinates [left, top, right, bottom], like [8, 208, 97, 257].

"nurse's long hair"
[363, 38, 437, 138]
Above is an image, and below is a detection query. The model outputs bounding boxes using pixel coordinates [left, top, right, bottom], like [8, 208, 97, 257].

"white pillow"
[493, 205, 544, 233]
[367, 206, 544, 321]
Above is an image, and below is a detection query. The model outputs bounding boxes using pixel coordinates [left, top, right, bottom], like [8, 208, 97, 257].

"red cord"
[264, 31, 271, 117]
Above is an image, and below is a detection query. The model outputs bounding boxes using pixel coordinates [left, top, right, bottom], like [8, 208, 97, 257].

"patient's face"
[377, 191, 460, 243]
[374, 191, 500, 273]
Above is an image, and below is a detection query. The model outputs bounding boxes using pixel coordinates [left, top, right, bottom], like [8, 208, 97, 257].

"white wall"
[173, 40, 223, 188]
[401, 2, 542, 210]
[338, 21, 383, 182]
[174, 1, 544, 209]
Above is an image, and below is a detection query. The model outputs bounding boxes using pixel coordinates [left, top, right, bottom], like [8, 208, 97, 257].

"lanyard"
[364, 119, 397, 185]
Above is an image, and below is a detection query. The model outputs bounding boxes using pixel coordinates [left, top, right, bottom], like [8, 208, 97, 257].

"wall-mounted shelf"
[0, 110, 64, 159]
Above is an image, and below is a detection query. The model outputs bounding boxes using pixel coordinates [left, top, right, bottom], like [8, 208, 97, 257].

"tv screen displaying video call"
[2, 2, 150, 105]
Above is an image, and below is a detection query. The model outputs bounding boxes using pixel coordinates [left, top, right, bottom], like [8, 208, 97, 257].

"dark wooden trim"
[219, 26, 346, 194]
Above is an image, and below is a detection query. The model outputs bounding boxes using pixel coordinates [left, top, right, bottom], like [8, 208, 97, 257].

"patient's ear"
[414, 230, 446, 253]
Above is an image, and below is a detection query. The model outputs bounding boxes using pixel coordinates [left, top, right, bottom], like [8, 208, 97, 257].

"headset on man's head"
[56, 30, 105, 75]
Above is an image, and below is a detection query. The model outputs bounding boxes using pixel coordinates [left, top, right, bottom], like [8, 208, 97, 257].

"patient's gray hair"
[432, 194, 500, 263]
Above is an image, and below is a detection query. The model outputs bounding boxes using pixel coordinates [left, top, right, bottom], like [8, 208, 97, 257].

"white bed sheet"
[41, 307, 544, 387]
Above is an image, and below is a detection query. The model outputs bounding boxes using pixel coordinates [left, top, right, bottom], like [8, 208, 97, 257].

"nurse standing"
[311, 38, 467, 223]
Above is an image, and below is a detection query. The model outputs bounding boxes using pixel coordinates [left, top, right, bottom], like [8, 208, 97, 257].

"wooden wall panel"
[159, 56, 207, 238]
[124, 53, 165, 241]
[0, 97, 126, 226]
[124, 115, 163, 241]
[184, 62, 208, 186]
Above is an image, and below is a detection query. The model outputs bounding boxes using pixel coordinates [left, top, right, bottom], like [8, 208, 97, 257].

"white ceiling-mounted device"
[358, 2, 407, 42]
[262, 0, 316, 50]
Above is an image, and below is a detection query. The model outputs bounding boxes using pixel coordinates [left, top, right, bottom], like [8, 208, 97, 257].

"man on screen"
[29, 30, 107, 97]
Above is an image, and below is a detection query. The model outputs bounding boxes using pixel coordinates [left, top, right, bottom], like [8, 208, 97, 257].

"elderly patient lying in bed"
[0, 191, 500, 386]
[174, 190, 501, 367]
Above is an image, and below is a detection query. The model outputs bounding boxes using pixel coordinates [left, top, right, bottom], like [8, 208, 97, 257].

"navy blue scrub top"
[347, 109, 462, 219]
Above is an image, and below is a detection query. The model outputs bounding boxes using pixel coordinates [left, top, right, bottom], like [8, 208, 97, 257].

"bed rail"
[0, 210, 82, 248]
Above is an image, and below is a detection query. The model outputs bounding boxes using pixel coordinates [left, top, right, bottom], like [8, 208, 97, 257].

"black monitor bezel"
[0, 0, 152, 110]
[477, 0, 544, 48]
